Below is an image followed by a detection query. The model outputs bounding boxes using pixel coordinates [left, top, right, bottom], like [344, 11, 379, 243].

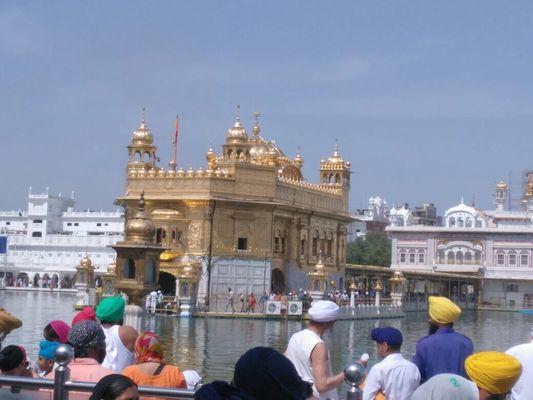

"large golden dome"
[125, 192, 156, 242]
[131, 117, 153, 145]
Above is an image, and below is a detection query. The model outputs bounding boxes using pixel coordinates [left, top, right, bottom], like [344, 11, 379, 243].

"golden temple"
[115, 109, 351, 309]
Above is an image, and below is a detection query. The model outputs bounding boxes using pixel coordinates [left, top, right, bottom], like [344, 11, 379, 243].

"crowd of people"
[0, 295, 532, 400]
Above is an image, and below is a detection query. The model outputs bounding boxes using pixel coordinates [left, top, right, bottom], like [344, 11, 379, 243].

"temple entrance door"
[271, 268, 285, 294]
[159, 271, 176, 296]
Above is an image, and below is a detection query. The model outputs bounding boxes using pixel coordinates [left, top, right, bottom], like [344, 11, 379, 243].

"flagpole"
[170, 114, 179, 171]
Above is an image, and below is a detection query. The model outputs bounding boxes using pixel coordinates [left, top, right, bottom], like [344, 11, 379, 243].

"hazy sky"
[2, 1, 533, 214]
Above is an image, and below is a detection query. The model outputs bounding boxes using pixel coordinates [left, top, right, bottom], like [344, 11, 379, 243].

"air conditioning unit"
[288, 301, 303, 316]
[265, 301, 281, 315]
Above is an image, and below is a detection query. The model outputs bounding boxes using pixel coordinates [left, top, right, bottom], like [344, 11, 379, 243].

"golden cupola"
[206, 147, 219, 170]
[496, 180, 507, 191]
[125, 192, 156, 243]
[226, 106, 248, 144]
[79, 255, 93, 269]
[249, 112, 270, 163]
[131, 111, 153, 145]
[294, 148, 304, 169]
[320, 143, 351, 188]
[127, 109, 158, 174]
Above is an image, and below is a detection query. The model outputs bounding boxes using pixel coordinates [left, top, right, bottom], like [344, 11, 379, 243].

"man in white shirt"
[363, 327, 420, 400]
[506, 327, 533, 400]
[285, 300, 344, 400]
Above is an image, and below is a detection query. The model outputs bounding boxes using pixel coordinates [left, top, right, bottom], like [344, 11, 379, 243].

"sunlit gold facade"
[116, 111, 351, 306]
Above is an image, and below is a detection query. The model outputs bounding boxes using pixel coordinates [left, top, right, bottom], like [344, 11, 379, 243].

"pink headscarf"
[49, 320, 71, 344]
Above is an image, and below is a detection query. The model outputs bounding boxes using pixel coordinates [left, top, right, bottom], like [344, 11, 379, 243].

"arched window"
[409, 250, 416, 264]
[334, 173, 340, 184]
[475, 251, 482, 265]
[227, 149, 233, 160]
[328, 173, 333, 184]
[300, 238, 306, 256]
[456, 251, 464, 265]
[508, 251, 517, 266]
[143, 152, 151, 163]
[123, 258, 136, 279]
[496, 252, 505, 266]
[417, 251, 426, 264]
[465, 218, 472, 228]
[448, 252, 455, 264]
[520, 252, 529, 267]
[156, 228, 163, 244]
[396, 217, 405, 227]
[134, 151, 141, 162]
[458, 218, 464, 227]
[399, 250, 407, 263]
[449, 217, 456, 227]
[322, 174, 328, 184]
[465, 252, 473, 264]
[438, 250, 445, 264]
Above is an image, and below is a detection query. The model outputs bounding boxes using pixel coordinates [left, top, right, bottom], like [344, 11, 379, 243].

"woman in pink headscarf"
[43, 320, 70, 344]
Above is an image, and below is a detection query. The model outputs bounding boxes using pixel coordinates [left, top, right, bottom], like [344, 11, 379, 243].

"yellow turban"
[428, 296, 461, 324]
[0, 308, 22, 336]
[465, 351, 522, 395]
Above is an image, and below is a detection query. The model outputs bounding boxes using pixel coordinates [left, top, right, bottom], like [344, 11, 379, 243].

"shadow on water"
[2, 291, 533, 386]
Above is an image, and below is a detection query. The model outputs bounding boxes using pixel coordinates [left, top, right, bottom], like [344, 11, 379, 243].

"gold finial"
[236, 104, 241, 122]
[141, 107, 146, 122]
[253, 111, 261, 136]
[139, 190, 145, 212]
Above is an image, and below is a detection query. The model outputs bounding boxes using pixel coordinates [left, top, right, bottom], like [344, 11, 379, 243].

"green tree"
[346, 232, 391, 267]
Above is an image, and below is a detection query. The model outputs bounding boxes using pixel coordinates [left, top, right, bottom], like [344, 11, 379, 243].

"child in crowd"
[37, 340, 60, 377]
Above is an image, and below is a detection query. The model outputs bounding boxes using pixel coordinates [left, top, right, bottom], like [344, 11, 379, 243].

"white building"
[0, 188, 123, 288]
[388, 178, 533, 307]
[348, 196, 390, 241]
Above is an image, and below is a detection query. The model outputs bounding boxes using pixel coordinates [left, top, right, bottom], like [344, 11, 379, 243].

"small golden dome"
[294, 151, 304, 168]
[496, 180, 507, 190]
[327, 144, 344, 164]
[125, 192, 156, 243]
[79, 255, 93, 269]
[226, 112, 248, 144]
[131, 111, 153, 145]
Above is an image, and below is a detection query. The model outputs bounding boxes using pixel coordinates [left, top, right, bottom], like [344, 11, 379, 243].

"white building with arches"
[0, 188, 123, 288]
[388, 179, 533, 308]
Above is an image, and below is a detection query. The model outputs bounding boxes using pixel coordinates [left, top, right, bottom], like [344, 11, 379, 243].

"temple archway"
[159, 271, 176, 295]
[271, 268, 285, 294]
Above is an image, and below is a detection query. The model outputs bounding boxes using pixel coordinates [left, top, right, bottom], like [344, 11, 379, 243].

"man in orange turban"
[465, 351, 522, 400]
[412, 296, 473, 383]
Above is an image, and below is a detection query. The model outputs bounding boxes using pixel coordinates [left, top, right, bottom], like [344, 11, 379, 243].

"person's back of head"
[96, 296, 126, 326]
[465, 351, 522, 400]
[0, 345, 27, 376]
[233, 347, 310, 400]
[89, 374, 138, 400]
[68, 320, 107, 362]
[411, 373, 478, 400]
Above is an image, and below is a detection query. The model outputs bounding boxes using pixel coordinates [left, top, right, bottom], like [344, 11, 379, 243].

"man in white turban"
[285, 300, 344, 400]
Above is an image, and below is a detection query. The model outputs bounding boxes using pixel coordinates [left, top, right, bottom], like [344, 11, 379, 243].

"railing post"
[344, 363, 365, 400]
[53, 344, 74, 400]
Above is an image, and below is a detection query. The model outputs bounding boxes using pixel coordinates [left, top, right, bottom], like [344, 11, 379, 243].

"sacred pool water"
[2, 291, 532, 385]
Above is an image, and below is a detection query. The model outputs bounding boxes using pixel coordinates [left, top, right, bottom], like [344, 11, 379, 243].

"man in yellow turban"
[412, 296, 473, 383]
[465, 351, 522, 400]
[0, 308, 22, 349]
